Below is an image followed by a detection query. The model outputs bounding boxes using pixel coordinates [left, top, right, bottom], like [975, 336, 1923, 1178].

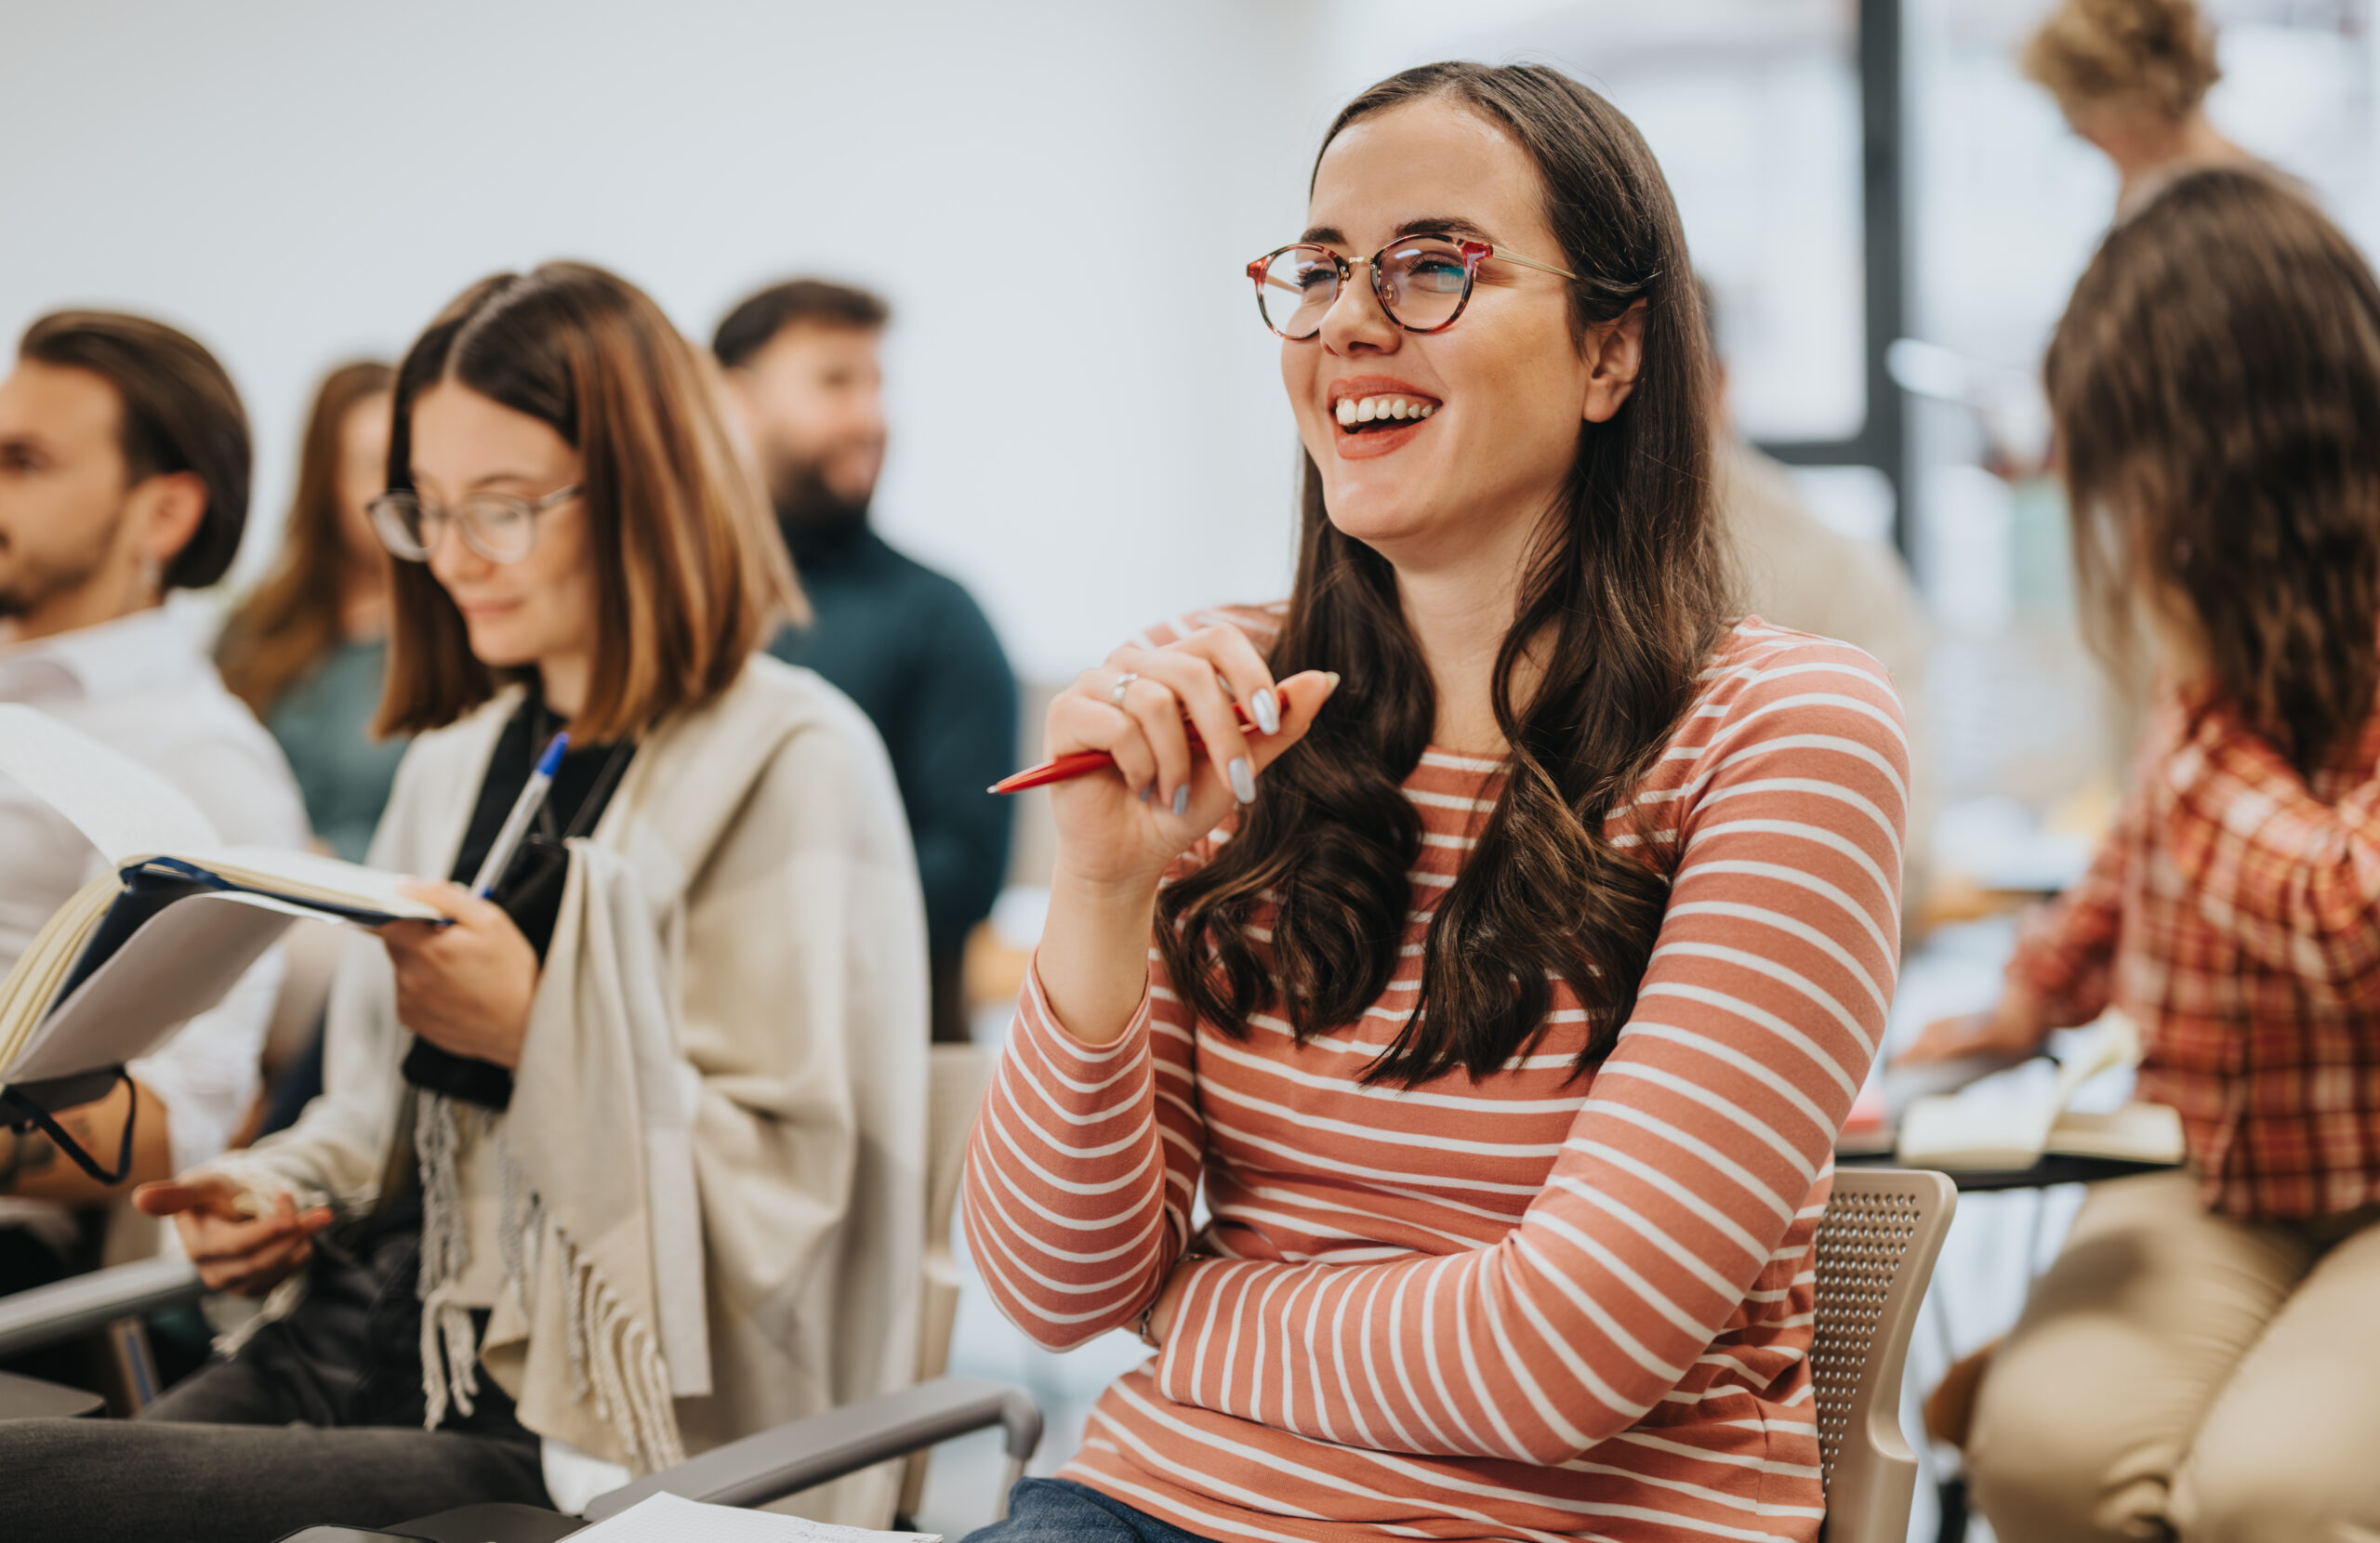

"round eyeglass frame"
[1244, 236, 1579, 340]
[366, 482, 582, 565]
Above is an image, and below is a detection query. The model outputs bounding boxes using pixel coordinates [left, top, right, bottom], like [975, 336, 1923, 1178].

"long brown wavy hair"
[2047, 167, 2380, 781]
[218, 361, 394, 717]
[1156, 62, 1730, 1086]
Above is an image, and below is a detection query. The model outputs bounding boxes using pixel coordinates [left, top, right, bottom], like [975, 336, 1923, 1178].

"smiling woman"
[960, 61, 1909, 1543]
[0, 263, 931, 1543]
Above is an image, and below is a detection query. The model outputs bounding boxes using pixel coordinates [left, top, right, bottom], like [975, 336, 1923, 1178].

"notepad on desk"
[573, 1492, 939, 1542]
[1896, 1009, 2186, 1171]
[0, 704, 440, 1101]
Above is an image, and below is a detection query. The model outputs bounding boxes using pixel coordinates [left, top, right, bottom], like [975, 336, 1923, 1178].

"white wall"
[2, 0, 1337, 683]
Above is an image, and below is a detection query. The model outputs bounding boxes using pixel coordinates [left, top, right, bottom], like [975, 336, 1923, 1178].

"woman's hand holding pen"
[376, 880, 539, 1069]
[134, 1175, 333, 1297]
[1036, 626, 1338, 1045]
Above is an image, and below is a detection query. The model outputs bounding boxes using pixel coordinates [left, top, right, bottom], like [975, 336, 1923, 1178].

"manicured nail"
[1251, 687, 1280, 735]
[1139, 785, 1153, 803]
[1229, 757, 1255, 803]
[1170, 785, 1190, 817]
[1324, 671, 1342, 691]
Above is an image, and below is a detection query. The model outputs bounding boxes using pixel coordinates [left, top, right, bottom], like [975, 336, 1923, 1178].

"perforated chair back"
[1811, 1167, 1955, 1543]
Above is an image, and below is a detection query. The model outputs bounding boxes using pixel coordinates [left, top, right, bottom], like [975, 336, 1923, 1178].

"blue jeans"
[965, 1479, 1220, 1543]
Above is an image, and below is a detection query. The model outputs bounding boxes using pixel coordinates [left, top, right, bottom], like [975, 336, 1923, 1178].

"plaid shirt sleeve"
[2005, 788, 2137, 1027]
[2154, 702, 2380, 998]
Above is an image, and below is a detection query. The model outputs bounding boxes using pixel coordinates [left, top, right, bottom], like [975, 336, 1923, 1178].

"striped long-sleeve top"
[963, 613, 1909, 1543]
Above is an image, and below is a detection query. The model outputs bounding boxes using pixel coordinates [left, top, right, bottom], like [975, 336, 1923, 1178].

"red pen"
[990, 688, 1289, 796]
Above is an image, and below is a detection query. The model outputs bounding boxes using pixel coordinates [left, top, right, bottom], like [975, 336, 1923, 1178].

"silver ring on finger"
[1109, 672, 1141, 707]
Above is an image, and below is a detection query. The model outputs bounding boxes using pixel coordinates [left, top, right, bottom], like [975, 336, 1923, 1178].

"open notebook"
[0, 704, 439, 1101]
[1896, 1009, 2187, 1171]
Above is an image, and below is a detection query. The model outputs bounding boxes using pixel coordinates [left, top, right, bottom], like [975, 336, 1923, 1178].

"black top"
[765, 521, 1014, 961]
[401, 692, 635, 1110]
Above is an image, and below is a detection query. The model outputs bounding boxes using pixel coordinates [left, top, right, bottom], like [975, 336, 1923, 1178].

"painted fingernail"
[1139, 785, 1153, 803]
[1170, 785, 1190, 817]
[1251, 688, 1280, 735]
[1229, 757, 1256, 803]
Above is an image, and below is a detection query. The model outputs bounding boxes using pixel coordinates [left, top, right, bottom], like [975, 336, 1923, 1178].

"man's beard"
[771, 457, 872, 565]
[0, 504, 124, 621]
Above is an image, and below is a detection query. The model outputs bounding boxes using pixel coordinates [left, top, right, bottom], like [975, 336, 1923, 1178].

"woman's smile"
[1328, 374, 1443, 460]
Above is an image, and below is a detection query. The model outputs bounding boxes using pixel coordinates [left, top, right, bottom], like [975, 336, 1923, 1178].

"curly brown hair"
[2024, 0, 2222, 120]
[2048, 167, 2380, 780]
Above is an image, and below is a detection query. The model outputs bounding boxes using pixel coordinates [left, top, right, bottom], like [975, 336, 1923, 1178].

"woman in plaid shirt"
[1911, 168, 2380, 1541]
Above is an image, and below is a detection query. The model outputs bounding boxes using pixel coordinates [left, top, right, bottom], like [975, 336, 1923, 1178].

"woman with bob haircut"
[1913, 168, 2380, 1543]
[0, 261, 928, 1542]
[960, 62, 1907, 1543]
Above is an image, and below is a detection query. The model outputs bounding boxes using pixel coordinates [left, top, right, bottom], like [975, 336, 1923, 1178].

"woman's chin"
[1323, 495, 1439, 553]
[461, 625, 536, 673]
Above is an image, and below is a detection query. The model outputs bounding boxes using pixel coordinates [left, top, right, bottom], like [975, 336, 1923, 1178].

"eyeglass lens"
[369, 492, 540, 563]
[1256, 240, 1473, 338]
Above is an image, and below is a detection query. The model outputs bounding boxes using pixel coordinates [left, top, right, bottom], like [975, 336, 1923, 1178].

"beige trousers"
[1966, 1169, 2380, 1543]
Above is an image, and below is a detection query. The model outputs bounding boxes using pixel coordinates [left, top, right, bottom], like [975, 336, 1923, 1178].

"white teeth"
[1337, 393, 1439, 427]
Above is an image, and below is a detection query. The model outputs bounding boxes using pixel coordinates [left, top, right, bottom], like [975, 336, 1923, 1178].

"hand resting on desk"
[1898, 982, 2049, 1067]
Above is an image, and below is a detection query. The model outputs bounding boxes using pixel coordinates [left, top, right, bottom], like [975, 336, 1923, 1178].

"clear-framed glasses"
[1245, 235, 1579, 340]
[366, 483, 581, 564]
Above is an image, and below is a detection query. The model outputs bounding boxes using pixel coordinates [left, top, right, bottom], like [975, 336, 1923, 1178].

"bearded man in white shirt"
[0, 311, 306, 1299]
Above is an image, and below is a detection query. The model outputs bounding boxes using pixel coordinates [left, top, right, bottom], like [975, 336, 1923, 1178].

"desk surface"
[1837, 1150, 2179, 1193]
[0, 1369, 106, 1421]
[402, 1504, 585, 1542]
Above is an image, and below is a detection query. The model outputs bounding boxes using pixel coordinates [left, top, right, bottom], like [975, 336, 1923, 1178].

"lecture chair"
[1814, 1167, 1958, 1543]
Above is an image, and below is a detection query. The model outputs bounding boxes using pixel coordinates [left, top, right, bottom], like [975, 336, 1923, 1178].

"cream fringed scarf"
[414, 835, 713, 1471]
[205, 660, 929, 1517]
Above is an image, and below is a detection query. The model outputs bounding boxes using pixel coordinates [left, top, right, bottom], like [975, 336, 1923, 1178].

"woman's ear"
[1580, 299, 1648, 425]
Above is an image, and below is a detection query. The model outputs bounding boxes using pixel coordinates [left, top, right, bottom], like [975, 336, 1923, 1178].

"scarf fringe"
[415, 1092, 683, 1472]
[416, 1094, 481, 1426]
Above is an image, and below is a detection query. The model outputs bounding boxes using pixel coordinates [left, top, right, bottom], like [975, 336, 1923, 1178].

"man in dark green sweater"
[715, 281, 1014, 1043]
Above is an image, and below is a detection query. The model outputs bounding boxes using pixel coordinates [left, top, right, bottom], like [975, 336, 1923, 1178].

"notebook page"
[162, 845, 442, 920]
[0, 704, 218, 863]
[2, 890, 303, 1083]
[573, 1493, 939, 1543]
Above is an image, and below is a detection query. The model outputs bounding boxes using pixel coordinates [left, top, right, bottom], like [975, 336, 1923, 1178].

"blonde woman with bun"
[2025, 0, 2254, 212]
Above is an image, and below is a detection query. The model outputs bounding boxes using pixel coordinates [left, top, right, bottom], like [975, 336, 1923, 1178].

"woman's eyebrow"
[1395, 215, 1494, 243]
[408, 468, 549, 494]
[1298, 216, 1498, 247]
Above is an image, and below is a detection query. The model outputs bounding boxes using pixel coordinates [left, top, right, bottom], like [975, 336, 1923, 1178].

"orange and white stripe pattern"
[964, 613, 1908, 1543]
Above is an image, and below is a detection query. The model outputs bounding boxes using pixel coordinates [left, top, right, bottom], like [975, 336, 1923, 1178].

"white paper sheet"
[0, 703, 219, 863]
[2, 890, 301, 1082]
[572, 1492, 940, 1543]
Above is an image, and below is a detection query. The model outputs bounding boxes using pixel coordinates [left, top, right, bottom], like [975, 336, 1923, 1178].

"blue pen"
[469, 731, 569, 898]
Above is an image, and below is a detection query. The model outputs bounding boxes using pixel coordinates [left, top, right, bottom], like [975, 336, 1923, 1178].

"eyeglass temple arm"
[1478, 245, 1578, 282]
